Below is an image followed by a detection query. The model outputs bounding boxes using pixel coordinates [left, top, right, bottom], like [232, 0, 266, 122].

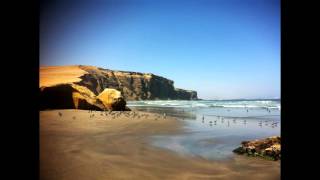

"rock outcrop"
[97, 88, 128, 111]
[233, 136, 281, 160]
[40, 83, 104, 110]
[40, 65, 198, 100]
[40, 83, 129, 111]
[174, 88, 198, 100]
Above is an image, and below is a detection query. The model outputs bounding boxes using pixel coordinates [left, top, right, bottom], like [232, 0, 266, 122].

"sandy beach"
[40, 110, 280, 180]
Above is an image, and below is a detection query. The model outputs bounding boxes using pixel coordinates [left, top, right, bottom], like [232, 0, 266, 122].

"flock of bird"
[198, 108, 279, 128]
[57, 110, 168, 121]
[56, 107, 278, 128]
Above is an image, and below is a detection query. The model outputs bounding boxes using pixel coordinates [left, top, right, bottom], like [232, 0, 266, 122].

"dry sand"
[40, 110, 280, 180]
[40, 66, 87, 87]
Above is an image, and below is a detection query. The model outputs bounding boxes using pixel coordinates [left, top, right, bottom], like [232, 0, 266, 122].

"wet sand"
[40, 110, 280, 180]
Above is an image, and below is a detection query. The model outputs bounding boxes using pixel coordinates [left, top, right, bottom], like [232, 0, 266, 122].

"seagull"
[272, 121, 278, 127]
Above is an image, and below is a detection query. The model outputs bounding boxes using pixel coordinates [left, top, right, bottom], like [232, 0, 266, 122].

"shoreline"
[40, 109, 280, 180]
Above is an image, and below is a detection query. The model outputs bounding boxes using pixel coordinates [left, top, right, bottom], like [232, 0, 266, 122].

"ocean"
[127, 99, 281, 161]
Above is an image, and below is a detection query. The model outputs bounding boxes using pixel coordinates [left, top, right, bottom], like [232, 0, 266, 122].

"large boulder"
[40, 83, 104, 110]
[233, 136, 281, 160]
[97, 88, 129, 111]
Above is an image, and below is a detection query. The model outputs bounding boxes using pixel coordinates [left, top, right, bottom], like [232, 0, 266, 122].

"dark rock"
[233, 136, 281, 161]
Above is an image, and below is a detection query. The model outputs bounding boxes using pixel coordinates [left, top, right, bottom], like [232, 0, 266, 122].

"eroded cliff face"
[174, 88, 198, 100]
[40, 65, 198, 100]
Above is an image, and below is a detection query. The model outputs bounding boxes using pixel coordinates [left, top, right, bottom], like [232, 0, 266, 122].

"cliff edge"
[40, 65, 198, 100]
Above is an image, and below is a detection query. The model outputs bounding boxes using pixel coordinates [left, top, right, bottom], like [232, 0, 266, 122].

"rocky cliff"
[40, 65, 198, 100]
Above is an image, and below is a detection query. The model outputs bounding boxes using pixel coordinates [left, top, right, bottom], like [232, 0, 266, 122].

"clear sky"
[40, 0, 280, 100]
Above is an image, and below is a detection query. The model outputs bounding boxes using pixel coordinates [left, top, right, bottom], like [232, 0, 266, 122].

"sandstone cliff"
[40, 65, 198, 100]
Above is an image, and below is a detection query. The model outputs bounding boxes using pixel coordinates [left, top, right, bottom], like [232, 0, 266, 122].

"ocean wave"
[127, 100, 281, 110]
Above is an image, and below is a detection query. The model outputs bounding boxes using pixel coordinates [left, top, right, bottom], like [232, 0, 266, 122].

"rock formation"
[233, 136, 281, 160]
[40, 65, 198, 100]
[97, 88, 128, 111]
[40, 83, 129, 111]
[40, 83, 104, 110]
[174, 88, 198, 100]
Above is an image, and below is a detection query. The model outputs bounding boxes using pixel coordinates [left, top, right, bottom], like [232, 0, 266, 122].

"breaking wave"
[127, 99, 280, 110]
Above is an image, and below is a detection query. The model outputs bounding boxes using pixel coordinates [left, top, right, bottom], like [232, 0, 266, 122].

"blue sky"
[40, 0, 280, 100]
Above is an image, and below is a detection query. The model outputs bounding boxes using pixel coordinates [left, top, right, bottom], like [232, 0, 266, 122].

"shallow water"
[128, 100, 280, 161]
